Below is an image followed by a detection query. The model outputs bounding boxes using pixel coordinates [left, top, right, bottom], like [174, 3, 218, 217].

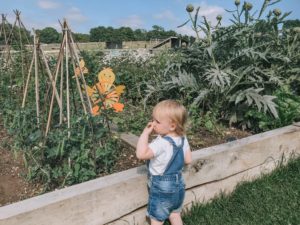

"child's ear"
[170, 122, 176, 131]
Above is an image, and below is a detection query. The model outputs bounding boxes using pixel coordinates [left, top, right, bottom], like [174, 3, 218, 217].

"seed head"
[243, 2, 253, 11]
[216, 15, 222, 21]
[186, 4, 194, 13]
[235, 0, 240, 6]
[273, 8, 282, 17]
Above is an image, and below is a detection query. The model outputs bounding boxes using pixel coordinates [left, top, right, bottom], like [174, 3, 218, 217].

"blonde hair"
[153, 100, 187, 136]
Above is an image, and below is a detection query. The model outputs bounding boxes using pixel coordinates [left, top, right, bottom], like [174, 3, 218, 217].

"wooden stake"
[40, 48, 62, 110]
[16, 11, 25, 94]
[67, 38, 87, 114]
[65, 25, 71, 138]
[45, 35, 66, 136]
[34, 33, 40, 126]
[59, 49, 64, 125]
[67, 24, 93, 113]
[21, 54, 34, 108]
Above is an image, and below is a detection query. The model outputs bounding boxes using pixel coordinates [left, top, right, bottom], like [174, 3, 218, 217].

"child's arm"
[136, 122, 154, 160]
[184, 148, 192, 164]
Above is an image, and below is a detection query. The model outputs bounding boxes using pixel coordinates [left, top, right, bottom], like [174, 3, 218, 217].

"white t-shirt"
[148, 135, 190, 175]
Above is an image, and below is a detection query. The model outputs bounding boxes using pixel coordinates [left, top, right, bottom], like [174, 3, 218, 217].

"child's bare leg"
[169, 212, 183, 225]
[150, 219, 164, 225]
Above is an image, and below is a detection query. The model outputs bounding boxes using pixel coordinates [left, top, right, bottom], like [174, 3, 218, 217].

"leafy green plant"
[143, 0, 300, 132]
[245, 87, 300, 132]
[113, 104, 151, 135]
[0, 53, 126, 191]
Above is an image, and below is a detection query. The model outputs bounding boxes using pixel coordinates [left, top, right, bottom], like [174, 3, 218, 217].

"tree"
[146, 25, 177, 40]
[0, 22, 32, 46]
[283, 19, 300, 30]
[37, 27, 60, 43]
[89, 25, 180, 42]
[134, 28, 147, 41]
[118, 27, 135, 41]
[74, 33, 90, 42]
[90, 26, 106, 42]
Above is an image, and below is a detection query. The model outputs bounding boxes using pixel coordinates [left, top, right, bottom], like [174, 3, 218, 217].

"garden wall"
[39, 41, 163, 52]
[1, 123, 300, 225]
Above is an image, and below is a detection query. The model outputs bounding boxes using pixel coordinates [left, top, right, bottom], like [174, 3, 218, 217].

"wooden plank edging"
[0, 123, 300, 225]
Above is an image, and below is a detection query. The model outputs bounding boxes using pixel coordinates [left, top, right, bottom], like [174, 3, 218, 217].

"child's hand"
[142, 122, 154, 135]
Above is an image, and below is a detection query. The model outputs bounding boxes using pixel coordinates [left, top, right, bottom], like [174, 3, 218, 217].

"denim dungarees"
[147, 136, 185, 222]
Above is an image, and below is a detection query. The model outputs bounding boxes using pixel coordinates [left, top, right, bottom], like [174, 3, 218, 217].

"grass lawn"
[181, 156, 300, 225]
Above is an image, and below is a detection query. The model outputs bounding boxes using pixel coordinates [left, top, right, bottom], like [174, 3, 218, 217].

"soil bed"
[0, 121, 251, 206]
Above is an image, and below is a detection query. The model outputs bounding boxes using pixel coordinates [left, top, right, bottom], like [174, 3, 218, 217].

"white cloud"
[37, 0, 61, 9]
[175, 26, 196, 37]
[176, 1, 226, 37]
[193, 2, 225, 26]
[65, 7, 87, 23]
[153, 10, 178, 22]
[116, 15, 144, 29]
[28, 20, 61, 32]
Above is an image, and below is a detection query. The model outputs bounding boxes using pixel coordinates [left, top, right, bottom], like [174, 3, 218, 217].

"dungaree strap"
[163, 136, 185, 148]
[162, 136, 185, 174]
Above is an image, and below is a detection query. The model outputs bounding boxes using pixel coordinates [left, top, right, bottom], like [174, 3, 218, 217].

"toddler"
[136, 100, 192, 225]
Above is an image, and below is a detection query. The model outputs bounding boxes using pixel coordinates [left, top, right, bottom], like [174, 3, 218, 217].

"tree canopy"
[89, 25, 179, 42]
[36, 27, 60, 43]
[283, 19, 300, 30]
[1, 21, 190, 44]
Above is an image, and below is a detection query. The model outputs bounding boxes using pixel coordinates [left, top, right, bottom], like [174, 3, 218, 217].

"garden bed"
[1, 123, 299, 225]
[0, 116, 251, 206]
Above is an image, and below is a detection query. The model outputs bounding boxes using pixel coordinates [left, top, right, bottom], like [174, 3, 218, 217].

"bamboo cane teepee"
[44, 19, 93, 137]
[0, 10, 32, 98]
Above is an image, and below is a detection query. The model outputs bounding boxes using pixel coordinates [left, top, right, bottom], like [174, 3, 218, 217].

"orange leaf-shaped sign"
[112, 102, 124, 112]
[98, 68, 115, 85]
[74, 59, 88, 77]
[115, 85, 125, 95]
[92, 105, 100, 116]
[89, 67, 125, 116]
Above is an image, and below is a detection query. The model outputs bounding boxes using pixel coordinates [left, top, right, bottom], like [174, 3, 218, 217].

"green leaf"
[28, 130, 42, 142]
[177, 19, 190, 28]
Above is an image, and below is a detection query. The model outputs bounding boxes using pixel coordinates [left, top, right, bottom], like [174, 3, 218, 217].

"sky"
[1, 0, 300, 36]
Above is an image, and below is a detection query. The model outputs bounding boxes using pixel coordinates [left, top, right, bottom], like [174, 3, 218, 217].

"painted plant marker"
[86, 67, 125, 115]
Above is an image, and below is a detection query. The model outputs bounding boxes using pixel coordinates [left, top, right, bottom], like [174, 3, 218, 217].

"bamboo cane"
[65, 26, 71, 138]
[0, 14, 8, 45]
[45, 34, 66, 136]
[40, 48, 62, 110]
[67, 37, 87, 114]
[3, 12, 18, 66]
[34, 33, 40, 126]
[59, 49, 64, 124]
[17, 17, 25, 96]
[66, 23, 93, 113]
[58, 19, 64, 125]
[21, 54, 34, 107]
